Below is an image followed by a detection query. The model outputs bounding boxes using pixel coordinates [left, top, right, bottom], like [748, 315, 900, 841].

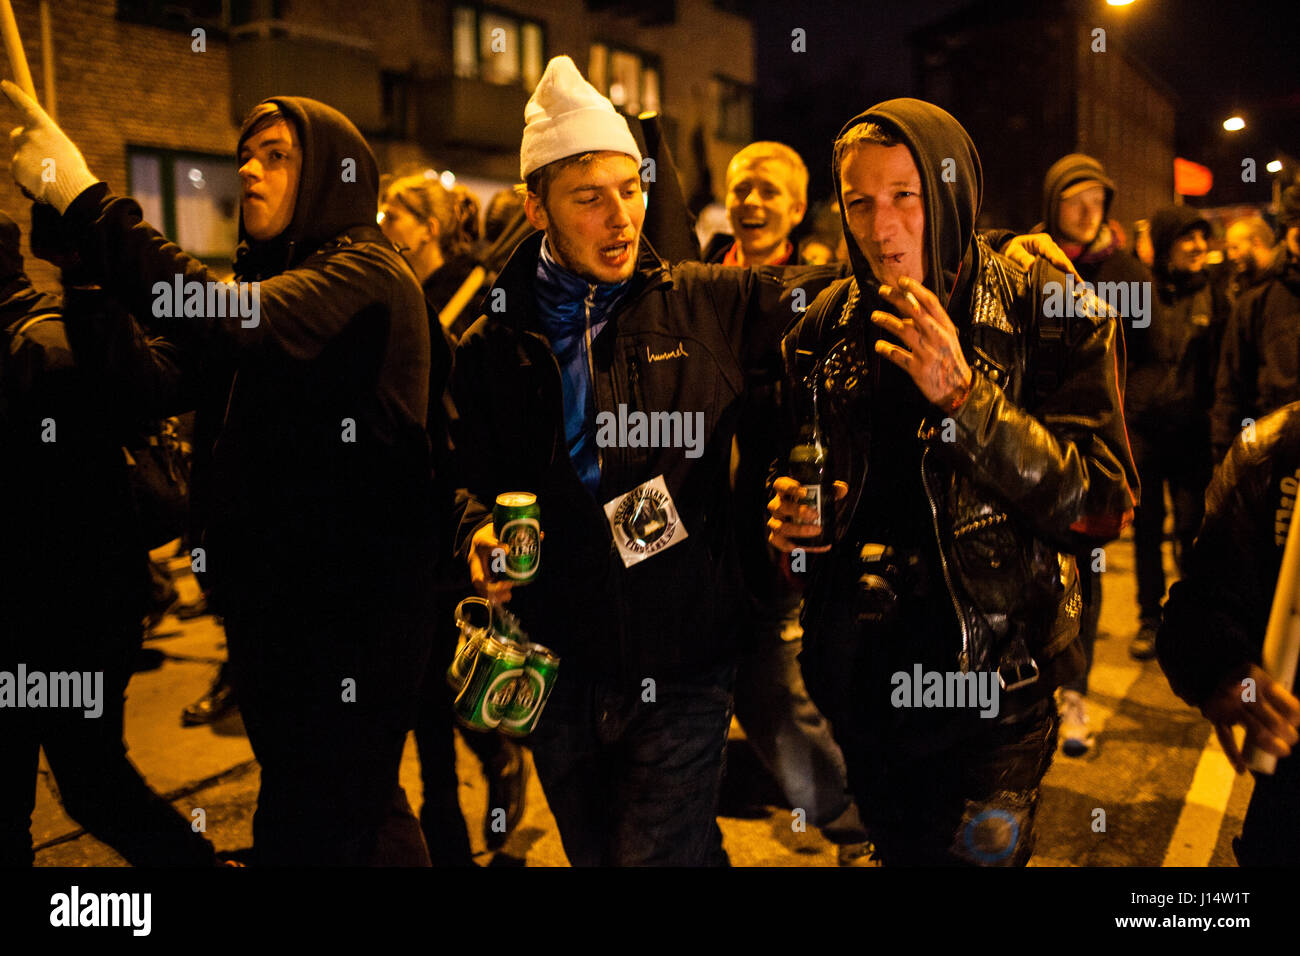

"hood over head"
[1041, 153, 1115, 240]
[234, 96, 381, 279]
[1149, 205, 1210, 274]
[832, 98, 982, 307]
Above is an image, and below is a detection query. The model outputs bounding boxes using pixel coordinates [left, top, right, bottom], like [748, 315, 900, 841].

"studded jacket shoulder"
[783, 234, 1139, 681]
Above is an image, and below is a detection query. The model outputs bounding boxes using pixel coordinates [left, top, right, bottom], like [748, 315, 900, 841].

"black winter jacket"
[54, 97, 435, 614]
[1, 265, 150, 631]
[450, 230, 840, 683]
[1211, 250, 1300, 460]
[1125, 269, 1228, 431]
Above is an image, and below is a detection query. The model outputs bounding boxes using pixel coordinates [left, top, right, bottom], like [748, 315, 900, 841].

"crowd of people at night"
[2, 50, 1299, 868]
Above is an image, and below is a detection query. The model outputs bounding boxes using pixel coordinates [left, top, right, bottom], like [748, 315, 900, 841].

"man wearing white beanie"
[451, 55, 842, 865]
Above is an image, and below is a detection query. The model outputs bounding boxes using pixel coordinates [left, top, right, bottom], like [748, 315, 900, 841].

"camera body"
[855, 542, 926, 625]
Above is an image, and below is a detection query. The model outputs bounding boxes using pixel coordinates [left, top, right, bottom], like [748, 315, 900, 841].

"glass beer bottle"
[788, 378, 834, 548]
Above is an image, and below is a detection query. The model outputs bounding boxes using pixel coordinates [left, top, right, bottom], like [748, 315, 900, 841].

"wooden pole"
[438, 265, 486, 336]
[38, 0, 53, 122]
[1245, 492, 1300, 773]
[0, 0, 36, 100]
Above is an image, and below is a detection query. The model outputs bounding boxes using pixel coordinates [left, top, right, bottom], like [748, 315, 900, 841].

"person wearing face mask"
[1035, 154, 1152, 754]
[5, 83, 438, 866]
[1125, 207, 1230, 661]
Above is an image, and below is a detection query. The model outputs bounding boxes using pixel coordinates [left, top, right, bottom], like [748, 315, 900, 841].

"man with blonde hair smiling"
[705, 141, 808, 267]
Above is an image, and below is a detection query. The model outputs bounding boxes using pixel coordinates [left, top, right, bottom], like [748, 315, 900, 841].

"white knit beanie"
[520, 55, 642, 181]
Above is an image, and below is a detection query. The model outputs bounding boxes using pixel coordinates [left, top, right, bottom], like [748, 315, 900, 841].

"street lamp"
[1267, 160, 1284, 174]
[1223, 115, 1246, 131]
[1106, 0, 1136, 6]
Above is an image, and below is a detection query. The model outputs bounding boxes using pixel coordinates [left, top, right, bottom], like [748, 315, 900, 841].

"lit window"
[453, 6, 544, 89]
[522, 23, 543, 88]
[589, 43, 663, 117]
[643, 68, 660, 115]
[479, 12, 520, 85]
[589, 43, 608, 92]
[128, 147, 240, 268]
[453, 7, 477, 78]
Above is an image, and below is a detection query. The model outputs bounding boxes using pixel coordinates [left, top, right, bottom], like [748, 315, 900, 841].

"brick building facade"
[0, 0, 754, 293]
[912, 0, 1176, 234]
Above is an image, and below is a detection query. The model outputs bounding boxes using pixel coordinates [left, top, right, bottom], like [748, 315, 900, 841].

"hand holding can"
[469, 523, 515, 604]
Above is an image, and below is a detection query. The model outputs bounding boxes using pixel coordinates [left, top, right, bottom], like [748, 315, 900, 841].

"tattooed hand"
[871, 275, 974, 411]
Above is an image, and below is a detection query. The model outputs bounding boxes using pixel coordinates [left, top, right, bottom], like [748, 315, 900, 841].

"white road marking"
[1162, 729, 1241, 866]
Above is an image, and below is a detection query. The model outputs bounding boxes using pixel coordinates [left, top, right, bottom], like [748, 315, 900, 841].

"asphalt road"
[30, 528, 1252, 867]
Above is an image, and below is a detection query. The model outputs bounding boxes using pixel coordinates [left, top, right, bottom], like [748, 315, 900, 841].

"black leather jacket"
[1160, 401, 1300, 707]
[785, 233, 1138, 687]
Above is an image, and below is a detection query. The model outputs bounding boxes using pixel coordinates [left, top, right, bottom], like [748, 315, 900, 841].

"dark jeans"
[0, 620, 215, 867]
[733, 595, 854, 827]
[1235, 751, 1300, 865]
[1062, 559, 1101, 696]
[528, 663, 735, 866]
[1130, 424, 1212, 622]
[846, 699, 1059, 866]
[413, 592, 506, 866]
[799, 563, 1059, 866]
[222, 575, 434, 867]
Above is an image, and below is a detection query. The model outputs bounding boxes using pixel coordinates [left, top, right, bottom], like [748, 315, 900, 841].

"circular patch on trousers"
[963, 808, 1020, 863]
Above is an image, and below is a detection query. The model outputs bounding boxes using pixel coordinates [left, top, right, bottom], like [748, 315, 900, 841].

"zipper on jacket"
[522, 330, 565, 473]
[920, 440, 971, 673]
[627, 347, 642, 411]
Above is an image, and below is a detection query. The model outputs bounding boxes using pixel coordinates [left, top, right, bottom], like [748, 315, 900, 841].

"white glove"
[4, 80, 99, 213]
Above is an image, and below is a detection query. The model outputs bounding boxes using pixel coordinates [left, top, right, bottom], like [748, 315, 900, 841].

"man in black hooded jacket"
[6, 83, 436, 865]
[1125, 206, 1229, 660]
[769, 99, 1136, 866]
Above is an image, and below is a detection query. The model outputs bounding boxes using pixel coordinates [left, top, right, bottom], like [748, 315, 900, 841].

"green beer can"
[494, 492, 541, 584]
[453, 633, 527, 731]
[499, 643, 560, 737]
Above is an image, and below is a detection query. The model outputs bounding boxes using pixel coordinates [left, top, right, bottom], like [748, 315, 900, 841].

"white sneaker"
[1059, 689, 1094, 757]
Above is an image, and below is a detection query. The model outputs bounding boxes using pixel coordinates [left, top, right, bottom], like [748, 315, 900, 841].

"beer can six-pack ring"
[448, 495, 557, 736]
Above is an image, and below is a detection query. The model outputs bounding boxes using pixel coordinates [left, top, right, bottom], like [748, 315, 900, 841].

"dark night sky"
[750, 0, 1300, 209]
